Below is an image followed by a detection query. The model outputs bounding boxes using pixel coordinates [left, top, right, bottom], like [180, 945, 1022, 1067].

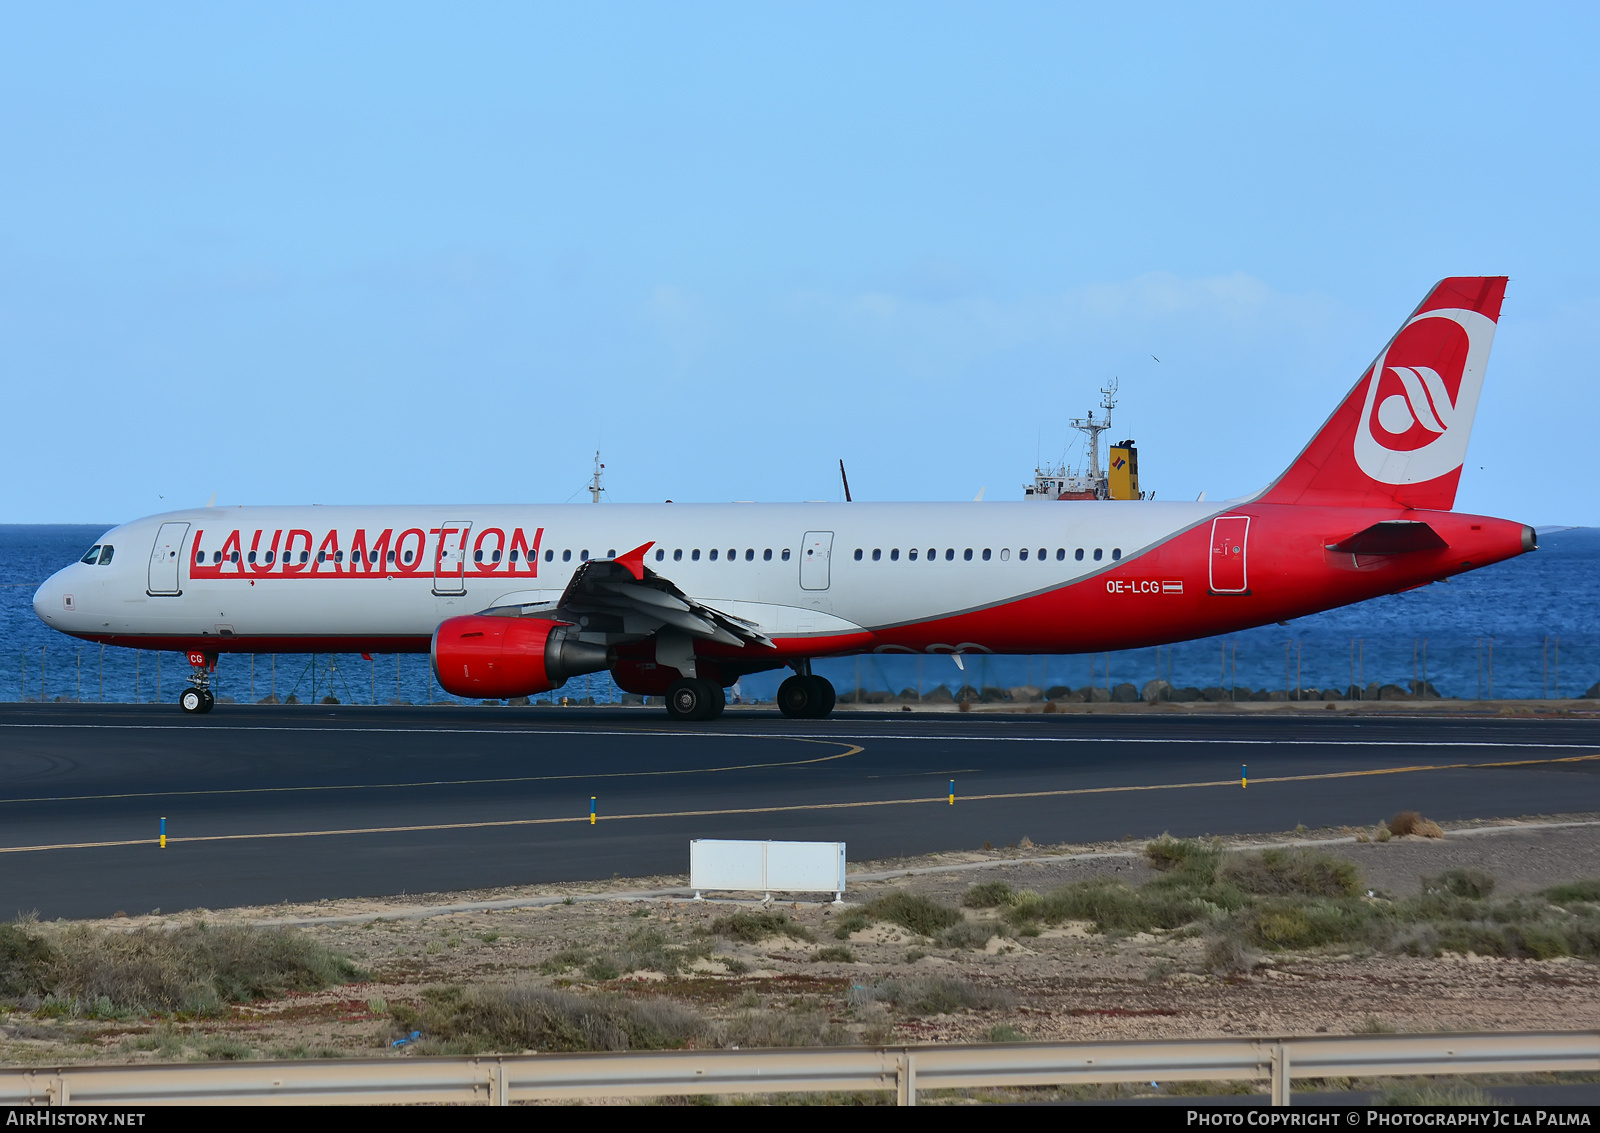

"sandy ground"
[3, 813, 1599, 1069]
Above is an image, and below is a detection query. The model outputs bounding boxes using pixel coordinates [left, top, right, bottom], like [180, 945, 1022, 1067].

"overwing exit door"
[433, 521, 472, 595]
[800, 531, 833, 590]
[1208, 516, 1250, 594]
[147, 522, 189, 596]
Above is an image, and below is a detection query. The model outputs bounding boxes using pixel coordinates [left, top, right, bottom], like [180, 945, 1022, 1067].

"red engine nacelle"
[430, 615, 609, 699]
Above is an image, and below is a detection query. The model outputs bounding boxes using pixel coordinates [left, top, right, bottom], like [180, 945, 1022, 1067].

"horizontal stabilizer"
[1326, 520, 1448, 554]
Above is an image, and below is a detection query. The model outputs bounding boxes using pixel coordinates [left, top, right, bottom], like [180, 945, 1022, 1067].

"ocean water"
[3, 524, 1596, 705]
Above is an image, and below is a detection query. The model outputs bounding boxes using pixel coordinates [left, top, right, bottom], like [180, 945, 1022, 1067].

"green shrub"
[832, 912, 870, 940]
[862, 894, 961, 937]
[1542, 879, 1600, 904]
[813, 946, 855, 963]
[1144, 835, 1221, 881]
[1219, 848, 1362, 899]
[1421, 869, 1495, 900]
[936, 920, 999, 950]
[710, 912, 815, 944]
[963, 881, 1015, 908]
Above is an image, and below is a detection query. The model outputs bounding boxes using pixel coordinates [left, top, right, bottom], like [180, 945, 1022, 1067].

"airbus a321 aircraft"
[35, 277, 1532, 721]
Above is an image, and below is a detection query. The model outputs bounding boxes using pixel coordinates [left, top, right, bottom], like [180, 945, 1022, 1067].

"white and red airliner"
[34, 277, 1532, 720]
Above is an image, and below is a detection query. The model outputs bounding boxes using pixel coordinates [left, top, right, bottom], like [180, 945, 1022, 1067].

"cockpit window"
[80, 545, 101, 565]
[98, 545, 114, 565]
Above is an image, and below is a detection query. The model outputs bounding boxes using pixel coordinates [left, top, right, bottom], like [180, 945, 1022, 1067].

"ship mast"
[1066, 378, 1118, 487]
[588, 451, 605, 503]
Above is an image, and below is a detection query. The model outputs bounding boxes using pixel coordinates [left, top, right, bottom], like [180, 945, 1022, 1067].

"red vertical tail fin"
[1258, 277, 1507, 510]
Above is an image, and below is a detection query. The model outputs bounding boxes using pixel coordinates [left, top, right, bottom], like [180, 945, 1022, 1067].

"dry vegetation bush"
[538, 926, 713, 980]
[0, 921, 359, 1014]
[413, 985, 709, 1053]
[723, 1005, 845, 1048]
[1388, 811, 1445, 839]
[963, 837, 1600, 968]
[851, 976, 1014, 1016]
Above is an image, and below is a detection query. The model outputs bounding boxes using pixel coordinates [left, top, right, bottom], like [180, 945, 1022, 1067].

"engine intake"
[431, 615, 610, 699]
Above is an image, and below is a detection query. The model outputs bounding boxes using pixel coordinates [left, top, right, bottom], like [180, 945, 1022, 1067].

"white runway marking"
[1, 721, 1594, 750]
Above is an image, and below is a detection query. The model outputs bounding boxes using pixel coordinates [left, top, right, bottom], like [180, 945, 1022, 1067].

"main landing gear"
[666, 678, 726, 722]
[777, 674, 836, 719]
[180, 650, 217, 715]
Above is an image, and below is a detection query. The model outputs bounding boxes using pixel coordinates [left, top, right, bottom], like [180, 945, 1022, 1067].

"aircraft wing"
[486, 541, 775, 649]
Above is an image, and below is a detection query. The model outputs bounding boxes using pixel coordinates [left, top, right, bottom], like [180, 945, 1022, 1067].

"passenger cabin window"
[655, 549, 665, 561]
[581, 550, 590, 561]
[872, 549, 881, 561]
[692, 549, 701, 561]
[562, 550, 572, 562]
[474, 550, 483, 562]
[853, 548, 863, 561]
[317, 552, 325, 563]
[248, 551, 257, 564]
[1075, 548, 1084, 561]
[230, 551, 239, 563]
[214, 551, 223, 564]
[1094, 548, 1103, 561]
[763, 549, 772, 561]
[334, 551, 343, 563]
[387, 550, 395, 563]
[80, 546, 101, 564]
[890, 548, 899, 560]
[1019, 548, 1029, 560]
[927, 548, 936, 561]
[963, 548, 972, 561]
[727, 549, 735, 560]
[265, 551, 275, 564]
[982, 548, 990, 560]
[608, 549, 616, 558]
[1112, 548, 1122, 560]
[543, 549, 553, 562]
[745, 549, 754, 561]
[909, 548, 918, 560]
[782, 549, 791, 561]
[1036, 548, 1045, 561]
[1056, 548, 1065, 561]
[509, 550, 519, 563]
[674, 549, 683, 561]
[401, 550, 411, 564]
[709, 549, 719, 561]
[1000, 548, 1010, 561]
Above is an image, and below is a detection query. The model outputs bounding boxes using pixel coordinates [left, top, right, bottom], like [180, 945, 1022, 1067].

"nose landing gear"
[181, 650, 218, 714]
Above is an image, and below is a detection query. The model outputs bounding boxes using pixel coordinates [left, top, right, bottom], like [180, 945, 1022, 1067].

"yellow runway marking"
[2, 751, 1594, 856]
[0, 739, 861, 806]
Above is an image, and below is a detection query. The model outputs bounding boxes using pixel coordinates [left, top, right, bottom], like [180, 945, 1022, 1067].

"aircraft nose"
[33, 570, 66, 626]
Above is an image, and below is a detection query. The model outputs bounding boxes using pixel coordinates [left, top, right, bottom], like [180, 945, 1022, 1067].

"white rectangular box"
[690, 839, 846, 901]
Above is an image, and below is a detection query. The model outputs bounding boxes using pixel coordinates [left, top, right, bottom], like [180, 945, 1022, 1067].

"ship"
[1024, 378, 1144, 501]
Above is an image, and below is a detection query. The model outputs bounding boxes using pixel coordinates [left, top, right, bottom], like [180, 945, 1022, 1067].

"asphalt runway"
[3, 703, 1599, 919]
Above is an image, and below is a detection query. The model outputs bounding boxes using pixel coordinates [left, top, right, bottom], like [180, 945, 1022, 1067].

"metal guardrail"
[2, 1031, 1596, 1107]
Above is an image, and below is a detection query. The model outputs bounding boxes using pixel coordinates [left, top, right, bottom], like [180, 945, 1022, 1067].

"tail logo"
[1353, 307, 1496, 485]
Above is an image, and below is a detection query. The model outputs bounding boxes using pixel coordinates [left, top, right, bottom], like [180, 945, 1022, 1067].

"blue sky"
[2, 3, 1596, 524]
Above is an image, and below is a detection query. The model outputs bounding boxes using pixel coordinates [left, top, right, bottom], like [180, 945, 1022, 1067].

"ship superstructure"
[1025, 379, 1143, 501]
